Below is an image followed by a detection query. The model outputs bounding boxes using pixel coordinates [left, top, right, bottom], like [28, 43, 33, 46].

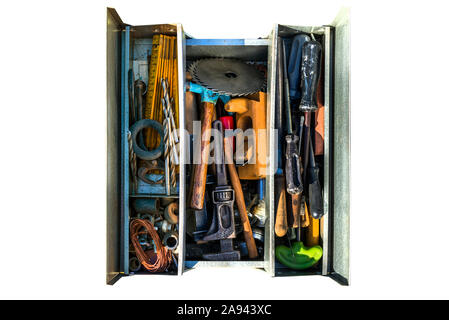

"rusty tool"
[137, 160, 164, 185]
[187, 82, 230, 210]
[281, 39, 303, 195]
[221, 118, 258, 259]
[202, 120, 240, 261]
[134, 79, 147, 148]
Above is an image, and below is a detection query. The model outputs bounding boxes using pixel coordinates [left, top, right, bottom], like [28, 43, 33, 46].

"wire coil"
[130, 219, 172, 272]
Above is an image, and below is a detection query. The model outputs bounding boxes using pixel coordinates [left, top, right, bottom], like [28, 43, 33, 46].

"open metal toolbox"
[107, 7, 350, 285]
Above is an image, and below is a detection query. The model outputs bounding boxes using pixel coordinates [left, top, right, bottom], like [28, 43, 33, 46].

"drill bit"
[128, 131, 137, 193]
[162, 98, 179, 165]
[163, 118, 170, 195]
[161, 78, 179, 143]
[162, 98, 177, 190]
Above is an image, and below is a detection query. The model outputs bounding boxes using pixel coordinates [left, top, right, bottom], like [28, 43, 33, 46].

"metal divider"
[121, 26, 131, 276]
[177, 24, 187, 275]
[265, 25, 278, 277]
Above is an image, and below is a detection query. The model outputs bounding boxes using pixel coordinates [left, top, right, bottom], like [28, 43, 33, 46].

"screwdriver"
[298, 37, 324, 219]
[299, 39, 322, 184]
[282, 39, 303, 195]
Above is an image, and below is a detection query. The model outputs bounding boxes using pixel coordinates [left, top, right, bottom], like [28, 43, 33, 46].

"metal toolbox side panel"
[321, 26, 333, 276]
[106, 7, 124, 285]
[331, 8, 351, 285]
[177, 24, 187, 275]
[264, 25, 278, 277]
[121, 26, 131, 276]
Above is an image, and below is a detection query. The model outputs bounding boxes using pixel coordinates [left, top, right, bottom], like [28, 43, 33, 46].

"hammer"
[187, 83, 230, 210]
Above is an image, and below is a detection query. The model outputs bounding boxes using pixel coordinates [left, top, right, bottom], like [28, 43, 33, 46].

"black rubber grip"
[284, 134, 303, 195]
[299, 40, 322, 112]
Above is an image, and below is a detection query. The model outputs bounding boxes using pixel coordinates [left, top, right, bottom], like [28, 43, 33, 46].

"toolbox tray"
[106, 7, 350, 285]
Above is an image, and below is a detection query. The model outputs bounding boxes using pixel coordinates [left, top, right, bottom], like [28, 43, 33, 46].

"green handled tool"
[276, 241, 322, 270]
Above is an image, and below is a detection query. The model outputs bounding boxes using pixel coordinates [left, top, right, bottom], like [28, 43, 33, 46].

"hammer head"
[187, 82, 230, 105]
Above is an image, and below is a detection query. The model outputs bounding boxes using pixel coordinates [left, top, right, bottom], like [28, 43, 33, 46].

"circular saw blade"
[189, 59, 266, 97]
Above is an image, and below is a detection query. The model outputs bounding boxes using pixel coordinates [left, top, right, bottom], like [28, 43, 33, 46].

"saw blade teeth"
[189, 58, 266, 97]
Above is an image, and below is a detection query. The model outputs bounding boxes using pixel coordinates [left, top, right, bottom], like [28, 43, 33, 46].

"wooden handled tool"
[275, 175, 288, 237]
[306, 212, 320, 247]
[190, 101, 214, 210]
[291, 193, 301, 228]
[223, 130, 258, 258]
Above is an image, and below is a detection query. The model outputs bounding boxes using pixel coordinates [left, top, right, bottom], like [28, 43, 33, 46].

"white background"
[0, 0, 448, 299]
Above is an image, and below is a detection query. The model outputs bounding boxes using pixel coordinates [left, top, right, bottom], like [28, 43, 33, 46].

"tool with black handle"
[308, 134, 324, 219]
[295, 115, 305, 240]
[282, 40, 303, 196]
[298, 39, 322, 182]
[202, 120, 240, 261]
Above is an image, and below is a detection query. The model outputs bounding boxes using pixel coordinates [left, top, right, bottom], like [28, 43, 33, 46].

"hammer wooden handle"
[224, 136, 258, 259]
[275, 175, 288, 237]
[190, 101, 214, 210]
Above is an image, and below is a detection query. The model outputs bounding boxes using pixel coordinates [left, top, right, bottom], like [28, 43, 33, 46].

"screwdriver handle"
[299, 40, 322, 112]
[287, 34, 311, 100]
[285, 134, 303, 195]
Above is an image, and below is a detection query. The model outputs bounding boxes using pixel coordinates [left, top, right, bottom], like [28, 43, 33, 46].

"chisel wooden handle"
[275, 175, 288, 237]
[190, 101, 214, 210]
[223, 136, 258, 259]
